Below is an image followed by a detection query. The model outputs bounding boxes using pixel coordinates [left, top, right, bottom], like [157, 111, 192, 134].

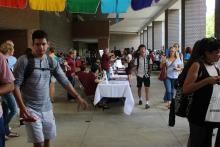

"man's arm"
[64, 83, 88, 109]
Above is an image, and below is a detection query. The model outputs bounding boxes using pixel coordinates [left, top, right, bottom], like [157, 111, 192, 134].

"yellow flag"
[29, 0, 66, 12]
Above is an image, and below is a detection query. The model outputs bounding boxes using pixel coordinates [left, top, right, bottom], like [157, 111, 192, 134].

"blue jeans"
[2, 93, 17, 124]
[163, 78, 176, 101]
[0, 116, 5, 147]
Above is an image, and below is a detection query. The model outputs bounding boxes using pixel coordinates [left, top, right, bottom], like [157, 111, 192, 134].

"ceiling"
[72, 0, 181, 36]
[109, 0, 180, 34]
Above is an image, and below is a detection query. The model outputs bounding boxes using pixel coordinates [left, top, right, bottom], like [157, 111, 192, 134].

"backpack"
[22, 53, 56, 86]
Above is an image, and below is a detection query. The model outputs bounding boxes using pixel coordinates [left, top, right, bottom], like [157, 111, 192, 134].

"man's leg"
[136, 76, 142, 105]
[143, 76, 150, 109]
[44, 139, 50, 147]
[34, 142, 44, 147]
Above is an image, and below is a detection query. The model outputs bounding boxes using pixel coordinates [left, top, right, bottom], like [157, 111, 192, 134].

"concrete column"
[98, 38, 109, 50]
[165, 9, 168, 51]
[147, 26, 152, 50]
[152, 22, 155, 51]
[143, 30, 148, 47]
[167, 9, 180, 48]
[184, 0, 206, 48]
[215, 0, 220, 38]
[153, 21, 163, 50]
[140, 32, 144, 44]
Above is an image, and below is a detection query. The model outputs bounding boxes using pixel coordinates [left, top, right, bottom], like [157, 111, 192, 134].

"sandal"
[8, 132, 19, 137]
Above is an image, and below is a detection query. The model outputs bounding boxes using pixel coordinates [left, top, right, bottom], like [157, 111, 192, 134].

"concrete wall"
[110, 34, 139, 50]
[40, 12, 73, 52]
[143, 30, 148, 47]
[153, 21, 163, 50]
[147, 26, 152, 50]
[185, 0, 206, 48]
[168, 9, 180, 48]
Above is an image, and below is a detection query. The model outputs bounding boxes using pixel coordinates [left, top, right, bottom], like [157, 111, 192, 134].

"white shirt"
[135, 55, 153, 77]
[166, 58, 183, 79]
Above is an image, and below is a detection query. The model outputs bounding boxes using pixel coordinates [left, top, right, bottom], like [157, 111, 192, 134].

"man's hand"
[20, 107, 37, 122]
[77, 97, 89, 110]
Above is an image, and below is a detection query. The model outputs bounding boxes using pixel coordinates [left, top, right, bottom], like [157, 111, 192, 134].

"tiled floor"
[6, 73, 204, 147]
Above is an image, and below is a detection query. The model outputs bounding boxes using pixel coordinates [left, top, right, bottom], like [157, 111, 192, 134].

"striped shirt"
[14, 54, 69, 112]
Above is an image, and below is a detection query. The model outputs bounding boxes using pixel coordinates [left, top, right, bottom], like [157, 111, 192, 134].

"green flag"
[67, 0, 100, 14]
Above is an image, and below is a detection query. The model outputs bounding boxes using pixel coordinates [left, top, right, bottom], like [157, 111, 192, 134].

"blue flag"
[101, 0, 130, 13]
[131, 0, 153, 11]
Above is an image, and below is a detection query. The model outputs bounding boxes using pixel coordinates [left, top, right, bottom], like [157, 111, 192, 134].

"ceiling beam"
[138, 0, 178, 33]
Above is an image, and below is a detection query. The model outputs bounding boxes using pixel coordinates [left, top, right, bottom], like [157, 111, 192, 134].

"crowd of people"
[0, 29, 220, 147]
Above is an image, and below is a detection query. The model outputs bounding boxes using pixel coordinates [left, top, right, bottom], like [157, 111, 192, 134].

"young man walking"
[13, 30, 88, 147]
[0, 52, 15, 147]
[135, 44, 152, 109]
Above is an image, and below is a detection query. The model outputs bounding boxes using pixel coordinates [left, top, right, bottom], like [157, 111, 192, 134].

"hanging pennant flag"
[67, 0, 99, 14]
[131, 0, 153, 11]
[101, 0, 130, 13]
[0, 0, 27, 9]
[29, 0, 65, 12]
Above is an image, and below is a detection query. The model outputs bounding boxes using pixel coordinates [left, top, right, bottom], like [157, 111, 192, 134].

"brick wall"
[153, 21, 163, 50]
[110, 34, 139, 50]
[185, 0, 206, 48]
[168, 10, 180, 48]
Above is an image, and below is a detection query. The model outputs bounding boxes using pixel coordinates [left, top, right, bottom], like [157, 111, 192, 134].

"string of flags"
[0, 0, 160, 13]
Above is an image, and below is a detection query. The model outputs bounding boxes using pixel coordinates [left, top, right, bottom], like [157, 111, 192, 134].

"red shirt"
[65, 55, 76, 76]
[78, 71, 97, 96]
[101, 53, 110, 70]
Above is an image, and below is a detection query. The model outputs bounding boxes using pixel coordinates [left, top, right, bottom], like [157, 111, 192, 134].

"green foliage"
[206, 14, 215, 37]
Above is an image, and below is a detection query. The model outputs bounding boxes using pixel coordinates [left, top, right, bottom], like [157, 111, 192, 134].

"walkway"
[7, 72, 192, 147]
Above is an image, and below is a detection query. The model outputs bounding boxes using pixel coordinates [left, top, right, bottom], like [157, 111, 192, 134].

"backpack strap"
[22, 53, 35, 86]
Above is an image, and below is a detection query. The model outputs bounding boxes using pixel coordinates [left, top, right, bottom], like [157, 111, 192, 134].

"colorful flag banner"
[131, 0, 153, 11]
[101, 0, 130, 13]
[29, 0, 65, 12]
[0, 0, 27, 9]
[67, 0, 99, 14]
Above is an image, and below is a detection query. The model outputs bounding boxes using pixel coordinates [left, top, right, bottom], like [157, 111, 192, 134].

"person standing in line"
[0, 52, 15, 147]
[135, 44, 153, 109]
[13, 30, 88, 147]
[65, 49, 77, 101]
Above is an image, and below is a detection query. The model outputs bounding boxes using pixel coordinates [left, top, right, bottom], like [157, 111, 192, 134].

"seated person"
[77, 64, 102, 96]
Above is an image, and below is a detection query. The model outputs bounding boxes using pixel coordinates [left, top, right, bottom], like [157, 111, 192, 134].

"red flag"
[0, 0, 27, 9]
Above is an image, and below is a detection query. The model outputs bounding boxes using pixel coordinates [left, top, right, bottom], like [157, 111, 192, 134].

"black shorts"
[137, 76, 150, 87]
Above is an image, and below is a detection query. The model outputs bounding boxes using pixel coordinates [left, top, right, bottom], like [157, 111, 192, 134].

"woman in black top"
[181, 38, 220, 147]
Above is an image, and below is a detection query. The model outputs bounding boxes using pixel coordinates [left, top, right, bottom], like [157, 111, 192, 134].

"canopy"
[29, 0, 65, 11]
[131, 0, 153, 11]
[0, 0, 27, 9]
[101, 0, 130, 13]
[67, 0, 100, 14]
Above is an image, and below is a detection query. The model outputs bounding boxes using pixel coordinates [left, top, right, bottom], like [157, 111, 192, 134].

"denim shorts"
[24, 108, 56, 143]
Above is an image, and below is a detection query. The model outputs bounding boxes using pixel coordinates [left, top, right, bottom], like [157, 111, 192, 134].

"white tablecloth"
[94, 81, 134, 115]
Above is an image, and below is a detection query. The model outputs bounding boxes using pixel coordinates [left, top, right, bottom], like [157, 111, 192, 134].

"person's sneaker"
[145, 104, 150, 109]
[138, 100, 143, 105]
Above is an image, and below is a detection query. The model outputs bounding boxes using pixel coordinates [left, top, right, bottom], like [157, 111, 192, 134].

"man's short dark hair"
[91, 64, 99, 73]
[32, 30, 48, 43]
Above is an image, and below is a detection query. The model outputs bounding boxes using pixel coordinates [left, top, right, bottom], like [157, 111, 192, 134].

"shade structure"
[29, 0, 65, 11]
[131, 0, 153, 11]
[67, 0, 100, 14]
[101, 0, 130, 13]
[0, 0, 27, 9]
